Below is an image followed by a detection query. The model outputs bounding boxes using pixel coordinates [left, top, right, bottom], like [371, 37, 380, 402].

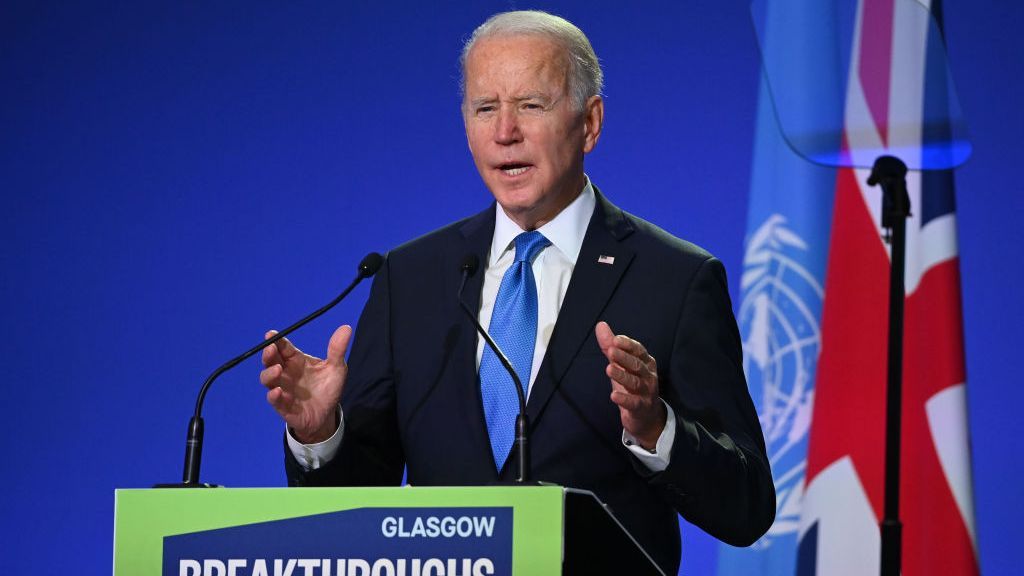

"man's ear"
[582, 95, 604, 154]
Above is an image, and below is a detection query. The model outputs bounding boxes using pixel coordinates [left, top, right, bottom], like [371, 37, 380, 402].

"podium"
[114, 485, 665, 575]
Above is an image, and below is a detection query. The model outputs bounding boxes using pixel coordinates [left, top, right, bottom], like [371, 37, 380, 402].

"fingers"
[606, 361, 650, 394]
[262, 347, 280, 370]
[272, 331, 302, 360]
[595, 322, 657, 389]
[262, 332, 279, 367]
[595, 321, 615, 353]
[596, 322, 654, 365]
[266, 386, 297, 422]
[606, 346, 655, 379]
[259, 363, 283, 389]
[596, 321, 660, 424]
[609, 333, 653, 367]
[260, 329, 309, 392]
[261, 326, 348, 439]
[610, 383, 645, 411]
[326, 325, 353, 367]
[262, 330, 302, 368]
[266, 386, 288, 410]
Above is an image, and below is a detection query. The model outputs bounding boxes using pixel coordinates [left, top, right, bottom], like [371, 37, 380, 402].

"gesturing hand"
[260, 325, 352, 444]
[595, 321, 667, 450]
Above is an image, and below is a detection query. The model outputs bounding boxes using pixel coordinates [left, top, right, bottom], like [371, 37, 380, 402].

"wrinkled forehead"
[462, 35, 571, 97]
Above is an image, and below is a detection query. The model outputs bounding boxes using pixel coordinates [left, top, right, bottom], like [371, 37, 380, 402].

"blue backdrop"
[2, 2, 1020, 574]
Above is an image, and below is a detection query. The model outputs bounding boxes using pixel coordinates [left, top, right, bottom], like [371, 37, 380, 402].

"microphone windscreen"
[359, 252, 385, 277]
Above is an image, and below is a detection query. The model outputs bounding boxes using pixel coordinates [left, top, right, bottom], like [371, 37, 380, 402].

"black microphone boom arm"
[456, 254, 530, 483]
[162, 252, 383, 488]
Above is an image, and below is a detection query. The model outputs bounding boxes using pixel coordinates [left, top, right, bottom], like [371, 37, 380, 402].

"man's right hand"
[260, 325, 352, 444]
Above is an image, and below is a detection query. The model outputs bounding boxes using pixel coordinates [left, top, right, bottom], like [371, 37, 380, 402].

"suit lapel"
[527, 188, 635, 424]
[455, 204, 495, 316]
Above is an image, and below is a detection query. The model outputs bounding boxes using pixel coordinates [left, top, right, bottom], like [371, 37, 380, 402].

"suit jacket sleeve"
[639, 256, 775, 546]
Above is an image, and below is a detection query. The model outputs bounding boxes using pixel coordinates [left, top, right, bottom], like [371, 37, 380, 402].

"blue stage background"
[2, 1, 1020, 574]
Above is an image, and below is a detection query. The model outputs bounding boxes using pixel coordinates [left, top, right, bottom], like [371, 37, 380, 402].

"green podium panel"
[114, 486, 565, 576]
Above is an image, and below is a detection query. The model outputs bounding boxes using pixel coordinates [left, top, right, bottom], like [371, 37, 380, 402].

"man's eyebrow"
[514, 92, 550, 102]
[467, 93, 553, 108]
[468, 96, 498, 108]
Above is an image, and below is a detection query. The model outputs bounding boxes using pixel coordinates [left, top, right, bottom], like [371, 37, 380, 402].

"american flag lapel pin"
[597, 255, 615, 265]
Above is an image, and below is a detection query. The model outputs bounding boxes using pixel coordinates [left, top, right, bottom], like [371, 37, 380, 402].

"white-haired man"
[261, 11, 775, 574]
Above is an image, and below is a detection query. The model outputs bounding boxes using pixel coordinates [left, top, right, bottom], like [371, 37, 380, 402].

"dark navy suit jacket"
[285, 189, 775, 575]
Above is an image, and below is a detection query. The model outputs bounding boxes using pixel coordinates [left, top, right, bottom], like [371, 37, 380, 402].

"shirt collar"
[489, 175, 596, 267]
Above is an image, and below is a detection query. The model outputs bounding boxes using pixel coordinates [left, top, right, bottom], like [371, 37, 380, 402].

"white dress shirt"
[288, 177, 675, 472]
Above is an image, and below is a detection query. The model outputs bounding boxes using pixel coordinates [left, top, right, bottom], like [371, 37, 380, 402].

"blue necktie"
[479, 230, 550, 472]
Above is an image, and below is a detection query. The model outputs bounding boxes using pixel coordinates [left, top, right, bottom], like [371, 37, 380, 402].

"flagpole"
[868, 155, 910, 576]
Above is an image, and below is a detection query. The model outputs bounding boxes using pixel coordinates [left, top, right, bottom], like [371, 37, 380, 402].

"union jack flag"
[719, 1, 978, 574]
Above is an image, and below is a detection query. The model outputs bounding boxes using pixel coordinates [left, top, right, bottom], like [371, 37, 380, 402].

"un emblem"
[738, 214, 823, 547]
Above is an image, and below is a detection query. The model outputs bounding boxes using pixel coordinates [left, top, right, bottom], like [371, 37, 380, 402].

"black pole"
[867, 155, 910, 576]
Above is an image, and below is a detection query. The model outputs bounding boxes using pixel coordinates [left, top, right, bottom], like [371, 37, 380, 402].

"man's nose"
[494, 108, 522, 145]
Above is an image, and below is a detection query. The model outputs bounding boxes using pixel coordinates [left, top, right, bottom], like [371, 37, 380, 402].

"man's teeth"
[502, 166, 529, 176]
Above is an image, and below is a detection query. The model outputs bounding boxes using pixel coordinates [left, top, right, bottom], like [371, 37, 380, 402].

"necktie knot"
[513, 231, 550, 264]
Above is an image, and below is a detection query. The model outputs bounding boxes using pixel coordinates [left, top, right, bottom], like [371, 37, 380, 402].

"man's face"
[463, 35, 603, 230]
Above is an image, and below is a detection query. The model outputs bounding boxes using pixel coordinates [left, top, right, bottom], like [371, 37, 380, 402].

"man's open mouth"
[499, 163, 532, 176]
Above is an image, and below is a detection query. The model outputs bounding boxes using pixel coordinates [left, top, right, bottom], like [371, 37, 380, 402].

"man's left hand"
[595, 321, 667, 450]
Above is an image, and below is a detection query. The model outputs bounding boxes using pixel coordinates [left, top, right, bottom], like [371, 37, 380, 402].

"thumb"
[595, 321, 615, 354]
[326, 324, 353, 366]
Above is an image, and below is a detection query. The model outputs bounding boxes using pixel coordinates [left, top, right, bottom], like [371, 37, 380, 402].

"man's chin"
[489, 186, 540, 212]
[492, 199, 540, 227]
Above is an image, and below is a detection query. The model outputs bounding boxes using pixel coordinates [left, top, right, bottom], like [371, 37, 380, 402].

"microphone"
[867, 155, 911, 242]
[456, 254, 531, 483]
[161, 252, 384, 488]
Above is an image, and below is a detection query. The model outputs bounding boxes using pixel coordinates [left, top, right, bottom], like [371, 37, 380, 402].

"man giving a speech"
[259, 11, 775, 574]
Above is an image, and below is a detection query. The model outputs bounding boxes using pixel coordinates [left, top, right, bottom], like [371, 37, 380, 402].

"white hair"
[459, 10, 604, 111]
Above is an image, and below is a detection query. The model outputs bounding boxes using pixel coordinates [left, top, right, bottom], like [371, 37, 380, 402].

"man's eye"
[476, 106, 495, 114]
